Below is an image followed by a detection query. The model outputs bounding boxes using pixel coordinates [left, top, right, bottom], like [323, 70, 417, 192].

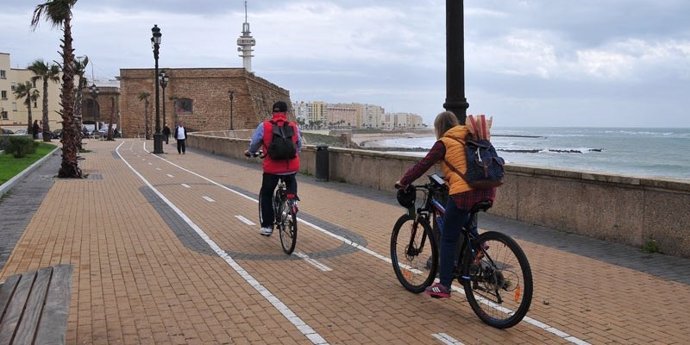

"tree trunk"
[42, 78, 51, 142]
[74, 77, 85, 151]
[58, 16, 83, 179]
[27, 103, 33, 135]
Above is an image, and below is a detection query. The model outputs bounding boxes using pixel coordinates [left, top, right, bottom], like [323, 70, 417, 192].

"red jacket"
[262, 113, 300, 174]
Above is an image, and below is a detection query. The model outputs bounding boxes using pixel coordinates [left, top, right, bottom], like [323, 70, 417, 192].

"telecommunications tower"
[237, 1, 256, 72]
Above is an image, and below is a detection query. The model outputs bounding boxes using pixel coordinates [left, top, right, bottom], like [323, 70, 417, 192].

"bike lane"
[124, 140, 593, 344]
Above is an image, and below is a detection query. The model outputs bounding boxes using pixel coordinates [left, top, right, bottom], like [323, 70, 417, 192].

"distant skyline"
[2, 0, 689, 127]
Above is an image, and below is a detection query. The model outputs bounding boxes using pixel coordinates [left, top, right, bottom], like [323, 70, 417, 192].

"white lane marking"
[144, 143, 586, 345]
[166, 174, 174, 178]
[156, 167, 162, 171]
[235, 215, 255, 226]
[181, 184, 191, 188]
[432, 333, 464, 345]
[203, 196, 215, 202]
[294, 251, 332, 272]
[118, 142, 329, 345]
[148, 162, 153, 165]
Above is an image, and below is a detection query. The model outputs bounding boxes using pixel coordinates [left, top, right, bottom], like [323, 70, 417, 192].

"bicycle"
[245, 151, 298, 255]
[391, 173, 533, 329]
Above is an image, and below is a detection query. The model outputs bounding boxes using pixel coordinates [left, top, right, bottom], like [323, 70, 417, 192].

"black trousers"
[176, 139, 186, 154]
[259, 173, 297, 228]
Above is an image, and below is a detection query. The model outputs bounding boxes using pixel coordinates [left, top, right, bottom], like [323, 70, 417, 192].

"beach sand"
[352, 130, 433, 147]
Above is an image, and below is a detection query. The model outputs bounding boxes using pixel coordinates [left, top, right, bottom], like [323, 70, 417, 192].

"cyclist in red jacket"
[244, 101, 302, 236]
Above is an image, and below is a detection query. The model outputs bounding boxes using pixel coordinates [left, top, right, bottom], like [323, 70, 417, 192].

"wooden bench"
[0, 265, 73, 345]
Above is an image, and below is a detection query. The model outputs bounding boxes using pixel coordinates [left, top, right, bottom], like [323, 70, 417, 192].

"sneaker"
[425, 283, 451, 299]
[260, 226, 273, 236]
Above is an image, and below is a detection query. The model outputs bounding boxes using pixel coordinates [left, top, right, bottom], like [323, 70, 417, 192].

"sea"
[362, 127, 690, 181]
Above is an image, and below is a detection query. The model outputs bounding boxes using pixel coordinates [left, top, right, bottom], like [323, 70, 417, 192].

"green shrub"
[0, 135, 9, 151]
[7, 136, 38, 158]
[642, 239, 660, 254]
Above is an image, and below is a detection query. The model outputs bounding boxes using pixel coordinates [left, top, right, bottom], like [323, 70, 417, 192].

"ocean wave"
[497, 148, 603, 154]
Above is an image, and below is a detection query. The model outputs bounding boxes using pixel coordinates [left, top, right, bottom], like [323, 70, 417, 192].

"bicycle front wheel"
[279, 206, 297, 255]
[390, 214, 438, 293]
[462, 231, 533, 329]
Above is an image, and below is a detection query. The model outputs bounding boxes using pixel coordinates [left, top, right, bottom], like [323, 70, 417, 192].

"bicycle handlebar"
[244, 150, 265, 159]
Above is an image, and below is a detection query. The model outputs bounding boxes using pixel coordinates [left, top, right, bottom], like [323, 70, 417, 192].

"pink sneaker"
[425, 283, 451, 299]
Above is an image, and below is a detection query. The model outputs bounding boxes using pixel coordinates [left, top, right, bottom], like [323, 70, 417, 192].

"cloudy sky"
[2, 0, 689, 127]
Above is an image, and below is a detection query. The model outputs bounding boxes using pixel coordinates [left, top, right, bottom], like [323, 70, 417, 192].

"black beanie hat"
[272, 101, 288, 112]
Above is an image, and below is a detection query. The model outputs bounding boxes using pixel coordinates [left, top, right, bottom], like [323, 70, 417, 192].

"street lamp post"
[89, 83, 99, 135]
[159, 71, 169, 130]
[228, 90, 234, 130]
[151, 24, 164, 154]
[443, 0, 469, 124]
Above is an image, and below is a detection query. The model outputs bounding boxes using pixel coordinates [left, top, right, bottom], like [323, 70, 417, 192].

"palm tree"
[138, 92, 151, 139]
[28, 59, 61, 142]
[31, 0, 82, 178]
[73, 55, 88, 150]
[13, 81, 40, 134]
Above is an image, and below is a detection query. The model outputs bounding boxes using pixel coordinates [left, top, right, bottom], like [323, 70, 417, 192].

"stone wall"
[187, 132, 690, 258]
[118, 68, 291, 138]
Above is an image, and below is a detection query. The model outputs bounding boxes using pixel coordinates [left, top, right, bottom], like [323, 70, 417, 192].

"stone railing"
[188, 132, 690, 258]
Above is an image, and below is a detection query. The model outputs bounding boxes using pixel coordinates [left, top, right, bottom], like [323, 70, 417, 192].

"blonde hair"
[434, 111, 459, 139]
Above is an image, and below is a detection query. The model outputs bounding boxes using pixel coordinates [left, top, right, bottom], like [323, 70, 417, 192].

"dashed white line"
[119, 142, 328, 345]
[294, 251, 332, 272]
[235, 215, 255, 226]
[181, 184, 191, 188]
[432, 333, 464, 345]
[148, 162, 153, 165]
[202, 196, 215, 202]
[166, 174, 174, 178]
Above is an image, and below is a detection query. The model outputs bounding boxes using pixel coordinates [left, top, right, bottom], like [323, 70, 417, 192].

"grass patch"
[0, 142, 57, 185]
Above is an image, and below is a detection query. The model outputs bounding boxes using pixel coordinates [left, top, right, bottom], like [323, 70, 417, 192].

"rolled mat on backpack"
[466, 114, 492, 140]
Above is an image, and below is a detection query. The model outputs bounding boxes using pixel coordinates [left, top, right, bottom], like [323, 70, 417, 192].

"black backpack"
[445, 137, 505, 189]
[266, 120, 297, 160]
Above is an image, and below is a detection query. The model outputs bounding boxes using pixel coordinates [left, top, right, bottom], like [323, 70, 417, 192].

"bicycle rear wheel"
[461, 231, 533, 329]
[279, 203, 297, 255]
[390, 214, 438, 293]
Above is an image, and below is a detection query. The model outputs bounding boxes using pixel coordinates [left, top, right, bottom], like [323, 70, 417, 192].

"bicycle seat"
[470, 200, 493, 213]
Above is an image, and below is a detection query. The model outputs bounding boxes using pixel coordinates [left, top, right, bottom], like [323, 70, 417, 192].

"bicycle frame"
[414, 176, 482, 276]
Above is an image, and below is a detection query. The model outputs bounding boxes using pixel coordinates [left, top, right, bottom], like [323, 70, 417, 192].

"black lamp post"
[89, 83, 99, 134]
[151, 24, 164, 153]
[443, 0, 469, 124]
[159, 70, 169, 130]
[228, 90, 234, 130]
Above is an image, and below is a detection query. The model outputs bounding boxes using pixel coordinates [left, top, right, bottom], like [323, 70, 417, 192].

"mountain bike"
[245, 151, 298, 255]
[391, 174, 533, 329]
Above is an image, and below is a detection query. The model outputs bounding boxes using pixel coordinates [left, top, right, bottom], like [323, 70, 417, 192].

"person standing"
[162, 125, 171, 144]
[244, 101, 302, 236]
[32, 120, 40, 139]
[174, 122, 187, 154]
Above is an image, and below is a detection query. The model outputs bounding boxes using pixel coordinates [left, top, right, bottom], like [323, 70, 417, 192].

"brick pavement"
[1, 138, 689, 344]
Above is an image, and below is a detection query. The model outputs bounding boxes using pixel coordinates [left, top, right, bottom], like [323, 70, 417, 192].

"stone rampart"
[188, 132, 690, 258]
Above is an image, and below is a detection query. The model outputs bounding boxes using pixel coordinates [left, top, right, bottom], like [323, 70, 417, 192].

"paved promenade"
[1, 138, 690, 344]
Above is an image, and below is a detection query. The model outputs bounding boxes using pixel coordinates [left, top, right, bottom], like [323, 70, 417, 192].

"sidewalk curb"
[0, 146, 60, 198]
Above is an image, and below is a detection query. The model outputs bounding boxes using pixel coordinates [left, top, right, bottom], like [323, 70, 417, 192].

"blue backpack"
[445, 138, 505, 189]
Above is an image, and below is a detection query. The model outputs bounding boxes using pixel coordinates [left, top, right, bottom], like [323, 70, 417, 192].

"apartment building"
[0, 52, 63, 131]
[294, 100, 424, 129]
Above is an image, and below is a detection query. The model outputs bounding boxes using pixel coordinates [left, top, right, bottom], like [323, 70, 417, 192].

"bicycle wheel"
[390, 214, 438, 293]
[279, 202, 297, 255]
[461, 231, 533, 329]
